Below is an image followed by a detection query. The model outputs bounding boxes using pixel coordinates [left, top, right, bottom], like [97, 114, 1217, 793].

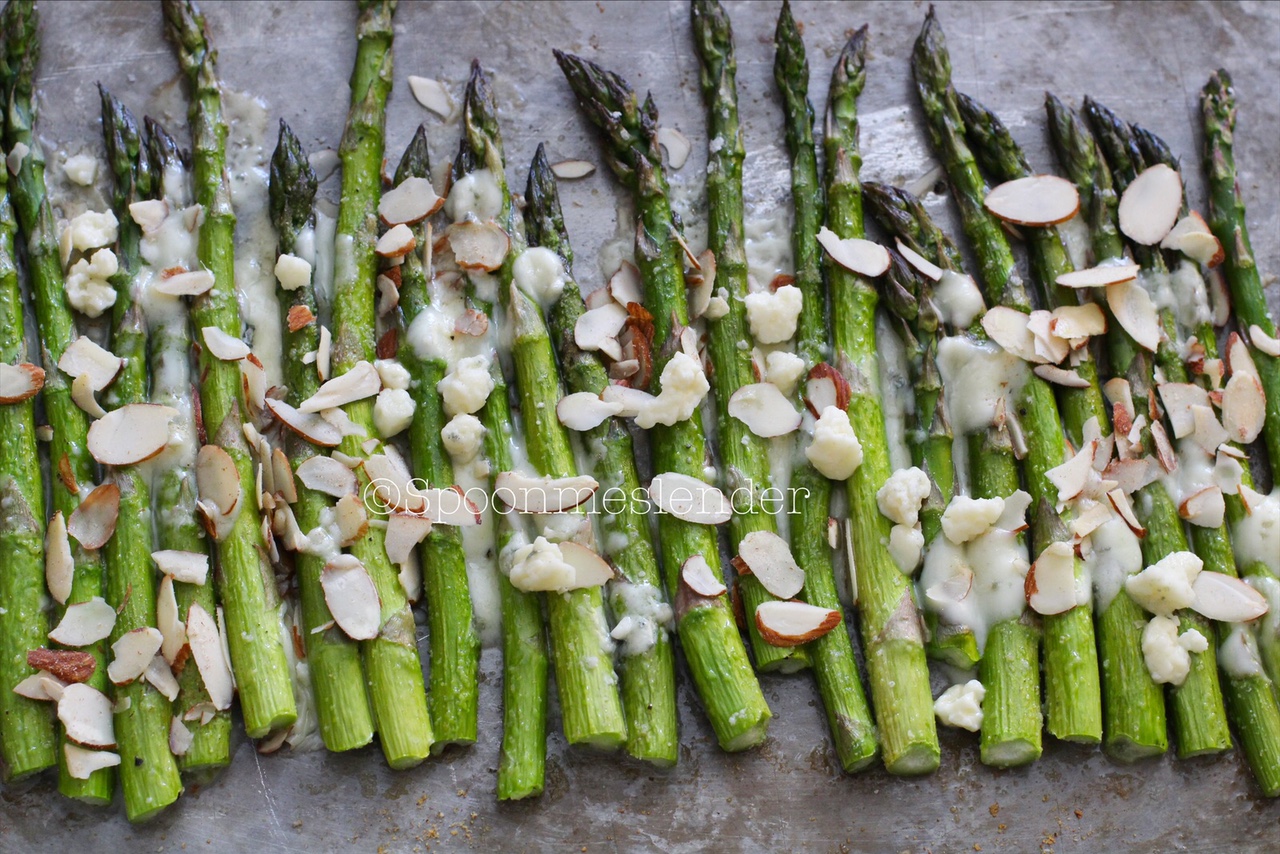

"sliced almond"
[648, 472, 731, 525]
[494, 471, 599, 514]
[1026, 310, 1070, 364]
[1221, 372, 1266, 445]
[186, 603, 233, 710]
[128, 198, 167, 232]
[321, 555, 382, 641]
[1190, 404, 1229, 455]
[201, 327, 250, 361]
[817, 227, 890, 277]
[1226, 331, 1260, 384]
[48, 597, 116, 647]
[240, 355, 267, 414]
[984, 174, 1080, 226]
[318, 325, 332, 382]
[610, 261, 645, 308]
[67, 483, 121, 550]
[1190, 571, 1269, 622]
[144, 655, 180, 701]
[558, 541, 615, 589]
[378, 176, 444, 226]
[1049, 302, 1107, 339]
[420, 485, 483, 526]
[1118, 164, 1183, 245]
[287, 304, 316, 332]
[1071, 500, 1113, 539]
[107, 627, 163, 685]
[58, 336, 123, 391]
[574, 302, 628, 361]
[585, 287, 614, 310]
[196, 444, 240, 516]
[1150, 421, 1177, 473]
[267, 398, 342, 447]
[550, 159, 595, 179]
[727, 383, 802, 438]
[57, 683, 116, 747]
[385, 514, 433, 565]
[45, 511, 74, 606]
[1248, 325, 1280, 358]
[1107, 280, 1161, 352]
[407, 75, 452, 117]
[1056, 262, 1141, 289]
[448, 221, 509, 271]
[803, 363, 851, 417]
[87, 403, 177, 467]
[375, 223, 416, 258]
[982, 306, 1042, 363]
[680, 554, 726, 598]
[1107, 488, 1146, 537]
[295, 455, 358, 498]
[334, 494, 369, 547]
[154, 269, 215, 296]
[1033, 364, 1090, 388]
[1179, 485, 1226, 529]
[0, 362, 44, 403]
[152, 550, 209, 586]
[26, 649, 95, 683]
[64, 744, 121, 780]
[1161, 212, 1224, 266]
[895, 238, 942, 281]
[272, 448, 297, 504]
[735, 530, 805, 600]
[298, 360, 381, 413]
[1026, 541, 1078, 615]
[656, 126, 691, 170]
[556, 391, 624, 432]
[169, 718, 194, 757]
[1047, 440, 1096, 504]
[454, 308, 489, 337]
[754, 600, 841, 647]
[156, 576, 186, 665]
[1158, 382, 1211, 438]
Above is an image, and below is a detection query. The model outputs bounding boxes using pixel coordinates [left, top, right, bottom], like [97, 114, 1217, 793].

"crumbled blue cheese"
[805, 405, 862, 480]
[744, 284, 802, 344]
[764, 350, 806, 397]
[374, 358, 411, 391]
[934, 680, 985, 731]
[65, 210, 119, 252]
[441, 413, 485, 464]
[373, 388, 415, 438]
[1125, 551, 1201, 616]
[877, 466, 932, 527]
[508, 536, 575, 592]
[941, 495, 1004, 545]
[64, 248, 119, 318]
[1142, 615, 1192, 685]
[63, 154, 98, 187]
[888, 523, 924, 574]
[274, 253, 312, 291]
[438, 354, 494, 417]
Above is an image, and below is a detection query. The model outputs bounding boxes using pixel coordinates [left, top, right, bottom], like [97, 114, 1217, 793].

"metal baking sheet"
[4, 1, 1279, 851]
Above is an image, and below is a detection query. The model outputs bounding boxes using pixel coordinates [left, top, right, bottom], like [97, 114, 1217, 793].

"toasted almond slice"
[48, 597, 116, 648]
[1226, 331, 1260, 383]
[648, 472, 731, 525]
[152, 550, 209, 586]
[361, 452, 425, 514]
[58, 336, 123, 391]
[378, 176, 444, 226]
[1190, 404, 1229, 455]
[0, 362, 44, 403]
[684, 249, 717, 319]
[736, 530, 805, 599]
[726, 382, 801, 438]
[186, 603, 233, 710]
[67, 483, 120, 550]
[755, 600, 841, 647]
[201, 327, 250, 361]
[287, 304, 315, 332]
[1049, 302, 1107, 340]
[984, 174, 1080, 226]
[454, 308, 489, 337]
[817, 227, 890, 277]
[408, 75, 452, 117]
[585, 287, 614, 310]
[895, 238, 943, 281]
[1190, 571, 1269, 622]
[574, 302, 628, 361]
[1026, 541, 1078, 615]
[803, 363, 851, 417]
[1161, 212, 1224, 266]
[70, 373, 107, 419]
[272, 448, 297, 504]
[681, 554, 726, 598]
[377, 223, 417, 259]
[64, 743, 121, 779]
[1047, 440, 1096, 504]
[334, 494, 369, 547]
[169, 718, 194, 757]
[107, 627, 163, 685]
[1118, 164, 1183, 245]
[1071, 500, 1113, 539]
[385, 514, 433, 565]
[1026, 310, 1070, 364]
[1249, 325, 1280, 358]
[556, 391, 624, 432]
[1179, 485, 1226, 529]
[144, 655, 180, 701]
[1221, 372, 1266, 444]
[156, 576, 186, 665]
[57, 683, 116, 747]
[1159, 382, 1211, 438]
[196, 445, 240, 516]
[610, 261, 645, 308]
[1107, 280, 1161, 352]
[1107, 488, 1146, 537]
[994, 489, 1033, 533]
[559, 541, 615, 590]
[494, 471, 599, 514]
[87, 403, 177, 467]
[266, 398, 342, 447]
[448, 221, 510, 271]
[154, 269, 215, 296]
[26, 649, 96, 683]
[321, 555, 382, 641]
[298, 360, 381, 413]
[1056, 262, 1142, 289]
[982, 306, 1043, 363]
[295, 455, 358, 498]
[1150, 421, 1177, 473]
[13, 672, 64, 701]
[128, 198, 168, 232]
[550, 159, 596, 179]
[241, 355, 267, 414]
[45, 511, 74, 606]
[656, 126, 691, 170]
[1033, 364, 1090, 389]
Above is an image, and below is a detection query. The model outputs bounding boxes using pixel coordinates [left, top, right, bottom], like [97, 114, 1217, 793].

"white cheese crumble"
[441, 413, 485, 464]
[512, 246, 567, 307]
[274, 253, 312, 291]
[374, 358, 411, 391]
[65, 210, 119, 253]
[438, 354, 495, 417]
[63, 154, 98, 187]
[1125, 551, 1201, 616]
[609, 583, 673, 657]
[373, 388, 416, 438]
[508, 536, 575, 592]
[888, 523, 924, 574]
[445, 168, 503, 223]
[744, 284, 802, 344]
[1141, 615, 1193, 685]
[932, 269, 985, 329]
[805, 405, 862, 480]
[941, 495, 1005, 545]
[632, 351, 710, 429]
[1233, 488, 1280, 575]
[764, 350, 806, 397]
[64, 248, 119, 318]
[934, 680, 985, 731]
[877, 466, 932, 527]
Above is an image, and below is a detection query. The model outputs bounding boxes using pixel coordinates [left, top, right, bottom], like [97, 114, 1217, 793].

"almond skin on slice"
[493, 471, 599, 514]
[378, 176, 444, 226]
[195, 444, 240, 516]
[803, 362, 851, 417]
[67, 483, 121, 550]
[87, 403, 177, 467]
[681, 554, 727, 597]
[735, 530, 805, 599]
[754, 600, 842, 647]
[983, 174, 1080, 226]
[321, 555, 382, 641]
[298, 360, 382, 413]
[27, 649, 96, 683]
[1026, 541, 1077, 615]
[375, 223, 416, 258]
[558, 541, 616, 590]
[817, 227, 890, 277]
[448, 221, 510, 272]
[334, 494, 370, 547]
[1190, 571, 1269, 623]
[1118, 163, 1183, 245]
[1179, 485, 1226, 529]
[0, 362, 45, 403]
[648, 472, 733, 525]
[156, 576, 186, 665]
[727, 383, 802, 438]
[266, 398, 343, 447]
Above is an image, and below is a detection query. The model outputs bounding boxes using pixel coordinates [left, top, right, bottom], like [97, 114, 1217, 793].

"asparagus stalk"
[691, 0, 804, 673]
[1, 0, 110, 795]
[269, 121, 375, 753]
[526, 144, 679, 765]
[0, 132, 54, 782]
[555, 49, 771, 751]
[1083, 98, 1231, 758]
[142, 117, 231, 776]
[1200, 70, 1280, 468]
[390, 126, 479, 751]
[772, 3, 878, 771]
[827, 27, 940, 774]
[327, 0, 433, 767]
[163, 0, 297, 738]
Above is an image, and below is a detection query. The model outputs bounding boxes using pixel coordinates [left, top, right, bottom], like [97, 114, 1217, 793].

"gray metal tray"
[3, 1, 1278, 851]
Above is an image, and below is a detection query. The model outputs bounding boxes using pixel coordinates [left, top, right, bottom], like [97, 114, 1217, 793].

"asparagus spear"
[1, 0, 111, 796]
[142, 117, 231, 775]
[772, 3, 878, 771]
[1082, 98, 1232, 758]
[390, 127, 479, 751]
[326, 0, 433, 768]
[269, 121, 375, 753]
[1201, 70, 1280, 468]
[555, 49, 771, 750]
[0, 130, 54, 782]
[163, 0, 297, 738]
[827, 27, 940, 774]
[691, 0, 804, 673]
[526, 144, 679, 765]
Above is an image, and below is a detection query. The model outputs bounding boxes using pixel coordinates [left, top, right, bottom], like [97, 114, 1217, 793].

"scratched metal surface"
[3, 1, 1279, 852]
